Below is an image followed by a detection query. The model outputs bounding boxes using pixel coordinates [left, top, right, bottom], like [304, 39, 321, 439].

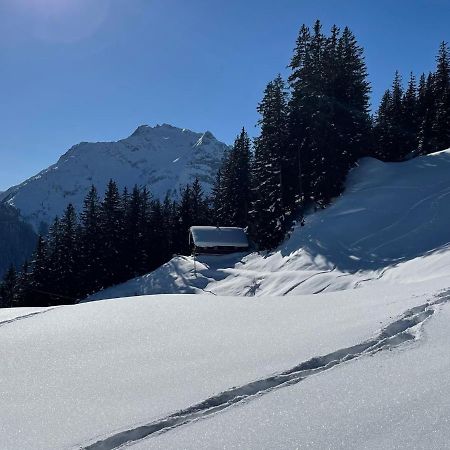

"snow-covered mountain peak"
[194, 130, 216, 147]
[0, 124, 229, 231]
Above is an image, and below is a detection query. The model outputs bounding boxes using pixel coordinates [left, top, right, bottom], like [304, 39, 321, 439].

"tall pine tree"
[213, 129, 251, 227]
[250, 75, 288, 249]
[431, 41, 450, 151]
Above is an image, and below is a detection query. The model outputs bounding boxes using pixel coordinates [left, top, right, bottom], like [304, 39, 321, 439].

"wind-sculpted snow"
[89, 149, 450, 301]
[0, 124, 227, 231]
[82, 293, 450, 450]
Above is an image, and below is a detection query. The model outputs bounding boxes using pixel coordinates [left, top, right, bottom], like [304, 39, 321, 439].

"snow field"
[0, 282, 442, 450]
[140, 298, 450, 450]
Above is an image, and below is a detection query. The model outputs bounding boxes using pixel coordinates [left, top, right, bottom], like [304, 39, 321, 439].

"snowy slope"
[0, 124, 227, 230]
[89, 149, 450, 301]
[140, 293, 450, 450]
[1, 281, 449, 450]
[0, 203, 37, 277]
[4, 150, 450, 449]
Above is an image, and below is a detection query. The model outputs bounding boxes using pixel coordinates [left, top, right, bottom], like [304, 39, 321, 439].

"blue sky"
[0, 0, 449, 190]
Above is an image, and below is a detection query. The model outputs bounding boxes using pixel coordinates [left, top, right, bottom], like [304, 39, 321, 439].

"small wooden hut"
[189, 226, 249, 255]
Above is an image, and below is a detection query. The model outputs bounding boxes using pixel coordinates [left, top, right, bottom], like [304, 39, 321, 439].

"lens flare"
[10, 0, 110, 43]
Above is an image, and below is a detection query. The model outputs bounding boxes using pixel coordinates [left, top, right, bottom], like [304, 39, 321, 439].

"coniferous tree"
[390, 71, 407, 160]
[250, 75, 288, 249]
[79, 186, 102, 295]
[57, 204, 79, 302]
[122, 185, 145, 278]
[402, 73, 419, 156]
[431, 41, 450, 151]
[214, 129, 251, 226]
[148, 199, 168, 268]
[139, 187, 154, 273]
[26, 236, 51, 306]
[288, 21, 371, 207]
[176, 185, 193, 254]
[0, 265, 17, 308]
[418, 73, 436, 154]
[13, 260, 32, 307]
[190, 178, 210, 225]
[162, 195, 177, 256]
[287, 24, 311, 210]
[373, 89, 393, 160]
[211, 168, 225, 224]
[374, 72, 408, 161]
[45, 217, 64, 305]
[334, 26, 372, 168]
[99, 180, 123, 288]
[297, 20, 330, 204]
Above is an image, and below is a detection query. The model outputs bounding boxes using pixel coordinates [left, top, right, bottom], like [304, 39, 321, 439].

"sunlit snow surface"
[136, 298, 450, 450]
[1, 283, 449, 449]
[4, 150, 450, 449]
[90, 149, 450, 301]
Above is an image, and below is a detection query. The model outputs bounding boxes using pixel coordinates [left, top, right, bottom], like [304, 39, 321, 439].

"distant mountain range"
[0, 124, 228, 275]
[0, 124, 228, 232]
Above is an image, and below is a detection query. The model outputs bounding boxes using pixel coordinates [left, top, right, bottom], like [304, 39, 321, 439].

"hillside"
[0, 124, 227, 231]
[3, 149, 450, 449]
[89, 148, 450, 301]
[0, 204, 37, 277]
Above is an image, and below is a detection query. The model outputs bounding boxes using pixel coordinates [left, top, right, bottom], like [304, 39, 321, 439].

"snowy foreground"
[2, 278, 450, 449]
[4, 150, 450, 449]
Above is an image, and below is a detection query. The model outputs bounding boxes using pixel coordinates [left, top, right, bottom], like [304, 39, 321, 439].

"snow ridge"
[81, 292, 450, 450]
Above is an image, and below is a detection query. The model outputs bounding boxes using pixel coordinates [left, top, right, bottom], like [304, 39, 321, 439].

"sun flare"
[11, 0, 110, 43]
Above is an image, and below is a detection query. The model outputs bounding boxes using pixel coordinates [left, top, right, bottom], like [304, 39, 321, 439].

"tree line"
[374, 42, 450, 161]
[1, 20, 449, 307]
[0, 179, 210, 307]
[213, 21, 450, 248]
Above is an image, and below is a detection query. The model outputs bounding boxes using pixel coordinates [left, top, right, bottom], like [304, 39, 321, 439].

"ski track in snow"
[282, 267, 336, 295]
[79, 291, 450, 450]
[0, 307, 56, 328]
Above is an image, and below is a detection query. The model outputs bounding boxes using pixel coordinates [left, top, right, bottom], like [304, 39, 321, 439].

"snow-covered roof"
[190, 226, 249, 248]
